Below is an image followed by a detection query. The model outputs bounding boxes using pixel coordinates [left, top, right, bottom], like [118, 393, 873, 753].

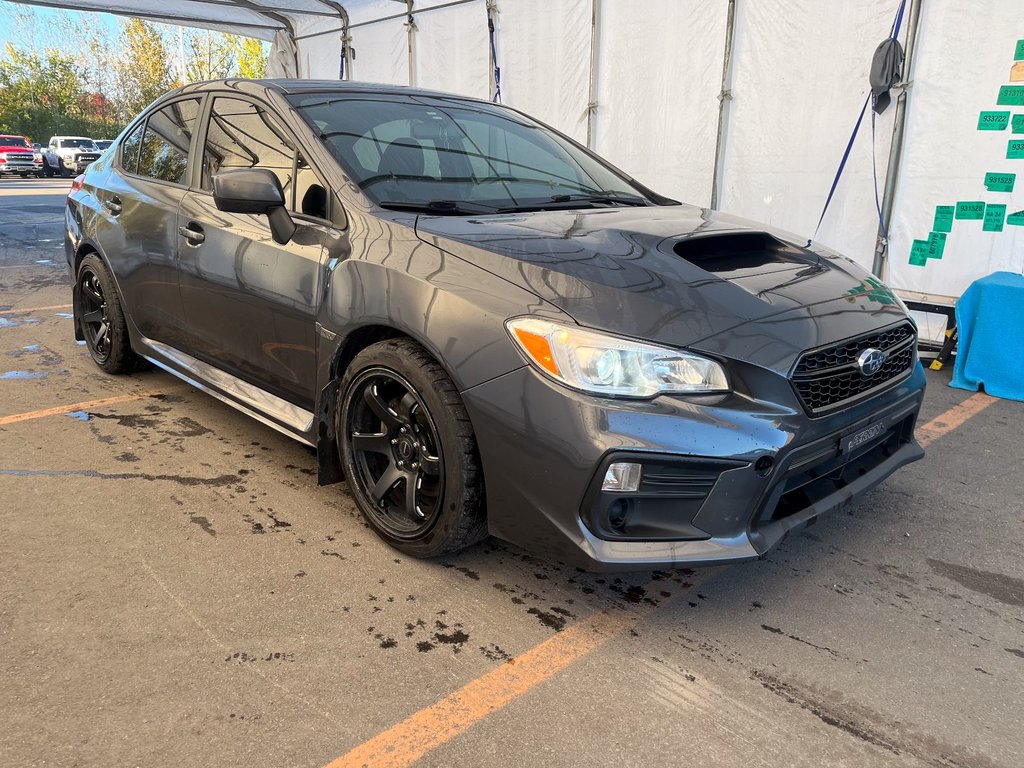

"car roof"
[172, 78, 487, 104]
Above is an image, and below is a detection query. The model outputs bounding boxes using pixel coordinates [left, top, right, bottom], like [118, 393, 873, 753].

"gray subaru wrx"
[65, 80, 926, 570]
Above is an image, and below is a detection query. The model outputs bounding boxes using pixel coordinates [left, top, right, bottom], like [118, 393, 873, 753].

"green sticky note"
[909, 240, 929, 266]
[926, 231, 946, 259]
[978, 111, 1010, 130]
[1013, 114, 1024, 134]
[998, 85, 1024, 106]
[1007, 210, 1024, 226]
[984, 204, 1007, 232]
[955, 201, 985, 220]
[1008, 139, 1024, 159]
[933, 205, 955, 232]
[1016, 39, 1024, 60]
[984, 172, 1016, 192]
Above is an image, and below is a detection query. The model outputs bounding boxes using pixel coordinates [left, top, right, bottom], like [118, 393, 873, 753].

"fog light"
[602, 462, 641, 492]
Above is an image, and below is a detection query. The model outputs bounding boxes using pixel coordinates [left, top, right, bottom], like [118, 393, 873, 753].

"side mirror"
[212, 168, 296, 245]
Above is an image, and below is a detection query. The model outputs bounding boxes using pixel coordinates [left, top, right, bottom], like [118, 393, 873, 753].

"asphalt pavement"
[1, 176, 1021, 768]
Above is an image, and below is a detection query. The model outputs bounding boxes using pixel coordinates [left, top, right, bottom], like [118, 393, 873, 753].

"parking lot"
[1, 177, 1022, 768]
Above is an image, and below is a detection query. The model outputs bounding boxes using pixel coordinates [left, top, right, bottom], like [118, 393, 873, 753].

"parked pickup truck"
[0, 135, 41, 177]
[44, 136, 101, 177]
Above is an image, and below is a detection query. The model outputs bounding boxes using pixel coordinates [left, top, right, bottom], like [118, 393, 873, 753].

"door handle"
[179, 224, 205, 245]
[104, 196, 122, 215]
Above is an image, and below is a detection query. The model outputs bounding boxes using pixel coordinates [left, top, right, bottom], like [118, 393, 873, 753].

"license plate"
[840, 420, 886, 457]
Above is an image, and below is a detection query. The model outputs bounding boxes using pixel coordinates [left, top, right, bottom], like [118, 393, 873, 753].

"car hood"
[0, 145, 32, 153]
[415, 205, 909, 373]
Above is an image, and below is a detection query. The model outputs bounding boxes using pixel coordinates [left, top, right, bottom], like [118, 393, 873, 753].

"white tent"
[11, 0, 1024, 330]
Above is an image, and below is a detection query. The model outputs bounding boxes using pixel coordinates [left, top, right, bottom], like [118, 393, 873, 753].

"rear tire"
[338, 338, 486, 558]
[75, 254, 141, 374]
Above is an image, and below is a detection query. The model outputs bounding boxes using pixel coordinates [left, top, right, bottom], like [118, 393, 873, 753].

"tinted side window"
[137, 98, 200, 184]
[203, 98, 294, 204]
[120, 122, 144, 174]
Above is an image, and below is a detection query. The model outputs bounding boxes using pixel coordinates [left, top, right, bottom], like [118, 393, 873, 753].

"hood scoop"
[672, 231, 827, 301]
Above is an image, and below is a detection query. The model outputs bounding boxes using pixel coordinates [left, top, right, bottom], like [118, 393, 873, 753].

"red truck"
[0, 135, 42, 178]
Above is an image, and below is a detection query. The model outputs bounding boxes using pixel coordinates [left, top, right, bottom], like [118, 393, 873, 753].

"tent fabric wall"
[11, 0, 1023, 304]
[496, 0, 593, 144]
[349, 18, 409, 85]
[719, 0, 903, 271]
[592, 0, 728, 208]
[888, 0, 1024, 301]
[414, 4, 489, 98]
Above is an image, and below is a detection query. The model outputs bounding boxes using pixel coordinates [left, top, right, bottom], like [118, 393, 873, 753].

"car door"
[176, 95, 332, 410]
[91, 97, 202, 346]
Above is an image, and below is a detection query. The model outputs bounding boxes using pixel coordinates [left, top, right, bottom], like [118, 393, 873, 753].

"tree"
[186, 30, 236, 83]
[115, 19, 172, 118]
[235, 37, 268, 79]
[0, 43, 114, 141]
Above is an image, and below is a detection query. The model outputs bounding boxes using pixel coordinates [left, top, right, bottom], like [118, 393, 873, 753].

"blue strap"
[339, 48, 345, 80]
[488, 14, 502, 103]
[810, 0, 907, 243]
[891, 0, 907, 39]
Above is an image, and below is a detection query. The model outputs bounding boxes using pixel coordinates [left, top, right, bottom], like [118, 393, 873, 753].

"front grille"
[792, 321, 916, 414]
[77, 154, 99, 163]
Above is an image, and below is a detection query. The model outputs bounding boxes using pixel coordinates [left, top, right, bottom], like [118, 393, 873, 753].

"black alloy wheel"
[346, 368, 445, 538]
[74, 254, 140, 374]
[338, 338, 486, 557]
[78, 265, 112, 363]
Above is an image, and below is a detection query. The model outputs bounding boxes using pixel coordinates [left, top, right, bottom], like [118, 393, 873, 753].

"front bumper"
[0, 155, 37, 174]
[462, 361, 926, 571]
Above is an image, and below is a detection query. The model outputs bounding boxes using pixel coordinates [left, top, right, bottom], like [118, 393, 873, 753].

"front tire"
[75, 254, 141, 374]
[338, 338, 486, 557]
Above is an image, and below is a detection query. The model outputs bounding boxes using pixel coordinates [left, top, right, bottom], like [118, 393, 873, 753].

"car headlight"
[506, 317, 729, 398]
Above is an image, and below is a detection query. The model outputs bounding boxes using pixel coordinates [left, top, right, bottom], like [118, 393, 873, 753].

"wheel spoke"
[363, 384, 399, 429]
[82, 309, 103, 324]
[351, 432, 390, 455]
[404, 475, 422, 519]
[396, 392, 417, 423]
[370, 464, 402, 504]
[96, 321, 108, 343]
[418, 454, 441, 475]
[82, 281, 103, 306]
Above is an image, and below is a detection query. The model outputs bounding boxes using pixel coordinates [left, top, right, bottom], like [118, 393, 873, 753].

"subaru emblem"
[856, 347, 886, 377]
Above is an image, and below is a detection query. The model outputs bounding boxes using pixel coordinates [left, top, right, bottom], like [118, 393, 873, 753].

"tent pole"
[873, 0, 925, 279]
[709, 0, 736, 210]
[585, 0, 600, 148]
[405, 0, 417, 86]
[317, 1, 352, 79]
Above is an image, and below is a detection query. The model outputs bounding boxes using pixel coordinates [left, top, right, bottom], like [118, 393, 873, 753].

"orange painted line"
[324, 606, 651, 768]
[0, 303, 72, 315]
[323, 392, 1001, 768]
[0, 390, 171, 426]
[916, 392, 997, 448]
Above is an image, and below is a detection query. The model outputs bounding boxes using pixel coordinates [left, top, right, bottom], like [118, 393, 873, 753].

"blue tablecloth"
[950, 271, 1024, 402]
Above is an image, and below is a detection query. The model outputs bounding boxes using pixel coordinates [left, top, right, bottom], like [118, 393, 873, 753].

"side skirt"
[139, 336, 316, 447]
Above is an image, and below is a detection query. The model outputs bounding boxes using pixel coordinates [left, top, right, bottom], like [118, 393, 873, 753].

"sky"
[0, 3, 123, 53]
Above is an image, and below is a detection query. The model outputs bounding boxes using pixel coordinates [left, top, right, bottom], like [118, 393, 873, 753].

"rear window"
[137, 98, 201, 185]
[120, 123, 144, 174]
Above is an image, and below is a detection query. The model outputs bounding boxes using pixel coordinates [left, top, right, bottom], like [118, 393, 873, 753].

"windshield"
[1, 136, 30, 149]
[289, 93, 654, 212]
[61, 138, 96, 149]
[96, 140, 113, 149]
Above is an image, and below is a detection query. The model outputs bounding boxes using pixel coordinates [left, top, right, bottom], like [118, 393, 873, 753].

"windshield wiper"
[547, 193, 649, 206]
[377, 200, 499, 216]
[497, 193, 651, 213]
